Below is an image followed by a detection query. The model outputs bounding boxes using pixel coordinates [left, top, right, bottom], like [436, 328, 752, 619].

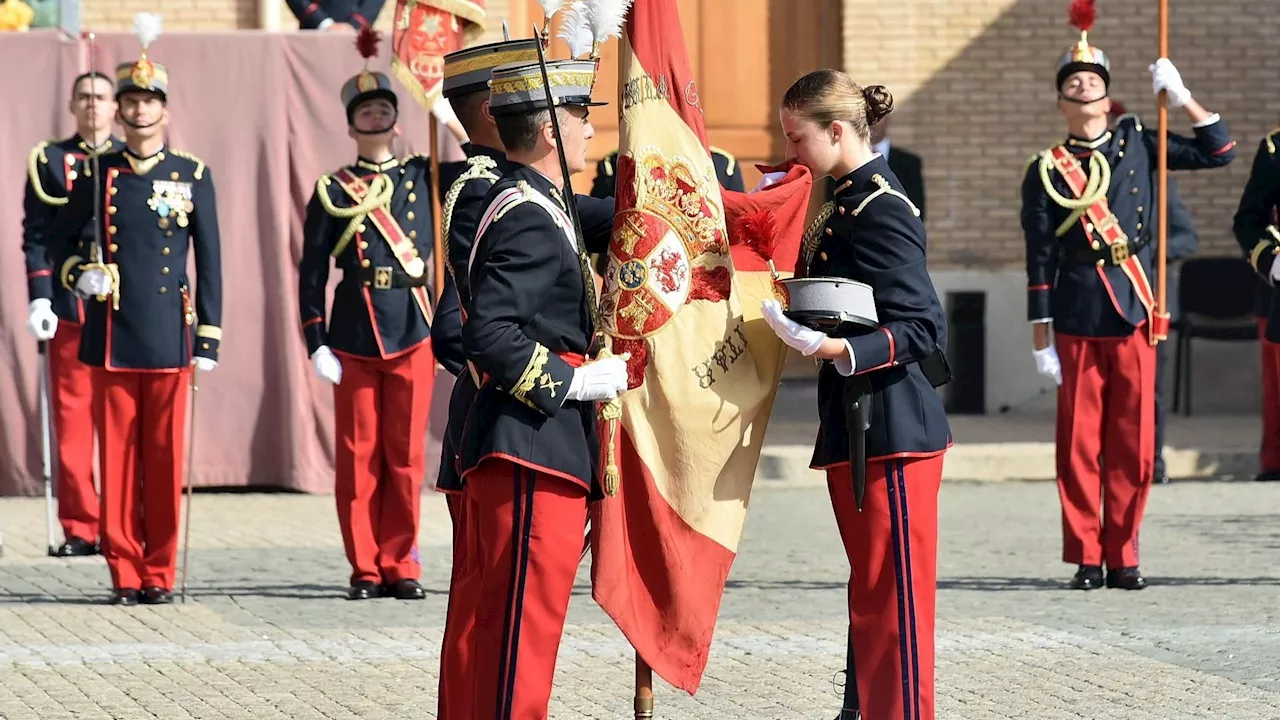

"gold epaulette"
[169, 149, 206, 180]
[27, 140, 67, 206]
[1265, 127, 1280, 155]
[441, 155, 501, 276]
[1024, 149, 1047, 176]
[710, 145, 737, 176]
[600, 150, 617, 177]
[1115, 113, 1144, 132]
[400, 153, 428, 167]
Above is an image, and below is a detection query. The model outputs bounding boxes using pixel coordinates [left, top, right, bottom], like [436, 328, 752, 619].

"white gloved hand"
[431, 95, 459, 126]
[193, 357, 217, 372]
[1149, 58, 1192, 109]
[761, 298, 827, 356]
[26, 299, 58, 341]
[1269, 258, 1280, 284]
[566, 357, 629, 402]
[752, 171, 787, 193]
[1033, 346, 1063, 386]
[311, 345, 343, 385]
[75, 268, 112, 298]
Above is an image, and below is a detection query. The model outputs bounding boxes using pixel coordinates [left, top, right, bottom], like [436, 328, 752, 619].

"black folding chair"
[1172, 257, 1260, 415]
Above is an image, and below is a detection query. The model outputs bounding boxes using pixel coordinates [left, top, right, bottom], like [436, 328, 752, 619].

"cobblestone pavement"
[1, 479, 1279, 719]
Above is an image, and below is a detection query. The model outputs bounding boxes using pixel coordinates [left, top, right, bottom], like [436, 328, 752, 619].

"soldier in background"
[286, 0, 385, 32]
[869, 114, 926, 222]
[35, 32, 223, 605]
[21, 71, 121, 557]
[1232, 124, 1280, 482]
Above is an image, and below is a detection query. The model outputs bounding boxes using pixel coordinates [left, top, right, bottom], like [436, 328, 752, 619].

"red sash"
[1049, 146, 1169, 345]
[333, 168, 432, 325]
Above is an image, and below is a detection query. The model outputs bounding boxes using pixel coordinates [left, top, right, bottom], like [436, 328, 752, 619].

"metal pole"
[179, 368, 200, 602]
[39, 341, 57, 556]
[1155, 0, 1169, 341]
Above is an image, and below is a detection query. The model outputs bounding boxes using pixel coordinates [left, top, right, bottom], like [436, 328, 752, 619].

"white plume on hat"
[132, 12, 163, 50]
[588, 0, 632, 49]
[558, 2, 594, 59]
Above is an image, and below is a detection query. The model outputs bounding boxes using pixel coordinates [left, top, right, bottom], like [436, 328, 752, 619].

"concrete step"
[755, 380, 1265, 485]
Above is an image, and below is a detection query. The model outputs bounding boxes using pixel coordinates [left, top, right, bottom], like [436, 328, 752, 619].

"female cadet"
[760, 69, 952, 720]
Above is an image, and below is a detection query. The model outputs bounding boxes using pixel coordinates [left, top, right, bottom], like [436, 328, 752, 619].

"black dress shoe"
[141, 586, 173, 604]
[386, 579, 426, 600]
[55, 537, 99, 557]
[1106, 567, 1147, 590]
[347, 581, 381, 600]
[1255, 469, 1280, 482]
[110, 588, 140, 606]
[1069, 564, 1104, 590]
[1153, 472, 1171, 485]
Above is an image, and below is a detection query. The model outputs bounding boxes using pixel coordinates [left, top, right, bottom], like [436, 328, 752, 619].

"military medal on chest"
[148, 179, 194, 229]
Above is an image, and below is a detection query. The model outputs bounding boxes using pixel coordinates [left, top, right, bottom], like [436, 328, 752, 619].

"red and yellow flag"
[589, 0, 812, 694]
[390, 0, 486, 109]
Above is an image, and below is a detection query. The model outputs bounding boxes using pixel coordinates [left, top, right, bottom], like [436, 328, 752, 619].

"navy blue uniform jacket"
[1233, 129, 1280, 335]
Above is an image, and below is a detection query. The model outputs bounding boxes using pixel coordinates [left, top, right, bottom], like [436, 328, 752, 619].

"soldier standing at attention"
[1022, 1, 1235, 591]
[1232, 124, 1280, 483]
[21, 71, 122, 557]
[297, 28, 458, 601]
[36, 17, 223, 605]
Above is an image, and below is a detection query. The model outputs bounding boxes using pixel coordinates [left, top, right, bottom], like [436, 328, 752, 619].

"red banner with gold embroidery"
[390, 0, 487, 109]
[589, 0, 812, 695]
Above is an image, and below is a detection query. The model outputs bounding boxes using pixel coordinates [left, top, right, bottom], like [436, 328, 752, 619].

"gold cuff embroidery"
[512, 344, 550, 407]
[196, 324, 222, 340]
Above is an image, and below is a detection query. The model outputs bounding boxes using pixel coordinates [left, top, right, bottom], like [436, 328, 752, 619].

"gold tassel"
[594, 335, 628, 496]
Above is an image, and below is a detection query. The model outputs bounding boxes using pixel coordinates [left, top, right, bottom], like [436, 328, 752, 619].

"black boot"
[1069, 564, 1104, 590]
[1105, 567, 1147, 590]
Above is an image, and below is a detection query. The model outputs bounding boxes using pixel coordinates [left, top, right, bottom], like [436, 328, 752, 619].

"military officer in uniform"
[762, 68, 951, 720]
[458, 58, 628, 718]
[297, 31, 461, 601]
[21, 71, 121, 557]
[1232, 125, 1280, 482]
[35, 41, 223, 606]
[1021, 8, 1235, 592]
[286, 0, 384, 32]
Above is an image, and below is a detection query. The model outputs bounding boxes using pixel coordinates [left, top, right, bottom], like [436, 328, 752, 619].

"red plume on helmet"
[355, 26, 381, 61]
[1068, 0, 1096, 32]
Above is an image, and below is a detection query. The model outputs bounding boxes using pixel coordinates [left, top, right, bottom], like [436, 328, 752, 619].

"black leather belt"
[1060, 233, 1151, 267]
[356, 265, 429, 290]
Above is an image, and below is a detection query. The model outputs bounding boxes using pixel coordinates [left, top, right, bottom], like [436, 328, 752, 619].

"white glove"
[431, 95, 459, 126]
[311, 345, 343, 385]
[26, 299, 58, 341]
[193, 357, 217, 372]
[566, 357, 629, 402]
[761, 298, 826, 356]
[1270, 259, 1280, 284]
[752, 171, 787, 193]
[75, 268, 112, 298]
[1033, 346, 1063, 386]
[1149, 58, 1192, 109]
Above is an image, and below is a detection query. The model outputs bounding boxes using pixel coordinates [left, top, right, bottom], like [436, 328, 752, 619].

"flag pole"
[1155, 0, 1169, 341]
[635, 652, 654, 718]
[429, 115, 445, 304]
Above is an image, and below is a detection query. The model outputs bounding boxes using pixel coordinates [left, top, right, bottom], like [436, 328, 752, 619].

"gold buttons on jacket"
[107, 206, 117, 214]
[1131, 187, 1139, 195]
[407, 211, 416, 221]
[159, 286, 168, 294]
[819, 251, 828, 261]
[171, 172, 180, 180]
[161, 267, 170, 275]
[408, 193, 417, 202]
[67, 171, 78, 182]
[1137, 206, 1143, 214]
[359, 241, 369, 250]
[405, 180, 414, 190]
[824, 227, 833, 236]
[356, 224, 367, 233]
[109, 169, 119, 179]
[109, 243, 119, 252]
[361, 259, 371, 268]
[162, 247, 171, 255]
[1137, 222, 1143, 231]
[409, 230, 418, 239]
[838, 205, 846, 215]
[108, 226, 118, 235]
[1091, 240, 1101, 250]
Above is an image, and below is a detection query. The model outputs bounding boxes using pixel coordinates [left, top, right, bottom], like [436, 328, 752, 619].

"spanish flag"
[390, 0, 486, 109]
[589, 0, 811, 694]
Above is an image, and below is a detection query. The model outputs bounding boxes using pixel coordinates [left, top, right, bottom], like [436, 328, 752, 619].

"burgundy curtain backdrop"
[0, 30, 464, 495]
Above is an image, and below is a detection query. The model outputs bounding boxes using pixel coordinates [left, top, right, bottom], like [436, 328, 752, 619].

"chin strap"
[1059, 92, 1109, 106]
[350, 111, 398, 136]
[120, 116, 162, 130]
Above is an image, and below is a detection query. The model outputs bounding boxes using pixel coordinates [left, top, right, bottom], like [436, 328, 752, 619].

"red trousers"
[438, 492, 479, 719]
[93, 368, 190, 590]
[827, 453, 943, 720]
[1055, 329, 1156, 568]
[1257, 319, 1280, 471]
[49, 320, 99, 542]
[467, 459, 587, 720]
[332, 342, 434, 585]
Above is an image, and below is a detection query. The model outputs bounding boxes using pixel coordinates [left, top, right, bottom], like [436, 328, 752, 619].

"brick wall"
[843, 0, 1280, 269]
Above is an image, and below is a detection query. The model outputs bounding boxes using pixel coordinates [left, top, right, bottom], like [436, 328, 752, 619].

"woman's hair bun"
[863, 85, 894, 126]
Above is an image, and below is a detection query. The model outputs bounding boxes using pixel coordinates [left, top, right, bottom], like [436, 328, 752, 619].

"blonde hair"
[781, 69, 894, 141]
